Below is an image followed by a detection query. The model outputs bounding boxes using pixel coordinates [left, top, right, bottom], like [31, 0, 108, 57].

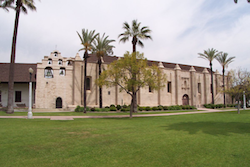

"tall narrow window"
[168, 82, 172, 93]
[58, 59, 63, 65]
[149, 86, 152, 93]
[59, 67, 66, 76]
[198, 83, 201, 93]
[0, 90, 1, 102]
[15, 91, 21, 102]
[44, 67, 53, 78]
[48, 58, 52, 65]
[86, 77, 91, 90]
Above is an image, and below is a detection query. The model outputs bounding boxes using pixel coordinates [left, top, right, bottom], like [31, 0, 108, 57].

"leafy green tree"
[77, 29, 99, 113]
[216, 52, 235, 107]
[1, 0, 38, 114]
[92, 33, 115, 108]
[97, 52, 167, 118]
[118, 20, 152, 111]
[118, 19, 152, 53]
[198, 48, 221, 105]
[226, 69, 250, 114]
[234, 0, 250, 3]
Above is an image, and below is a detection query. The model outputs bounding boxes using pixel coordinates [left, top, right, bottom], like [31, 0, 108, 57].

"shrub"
[145, 106, 151, 111]
[90, 107, 95, 111]
[122, 105, 128, 109]
[204, 104, 215, 109]
[116, 105, 121, 110]
[227, 104, 236, 107]
[110, 104, 115, 108]
[74, 106, 90, 112]
[168, 105, 182, 110]
[152, 107, 159, 111]
[181, 105, 195, 110]
[215, 104, 223, 108]
[110, 106, 117, 111]
[75, 105, 81, 112]
[105, 106, 110, 109]
[163, 106, 168, 110]
[121, 107, 130, 112]
[138, 107, 144, 111]
[94, 108, 102, 112]
[158, 105, 163, 110]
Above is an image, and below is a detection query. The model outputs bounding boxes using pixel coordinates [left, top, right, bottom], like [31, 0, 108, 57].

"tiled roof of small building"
[0, 63, 37, 82]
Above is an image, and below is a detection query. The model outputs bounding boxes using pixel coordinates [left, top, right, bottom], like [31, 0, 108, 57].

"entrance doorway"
[56, 97, 62, 108]
[182, 94, 189, 105]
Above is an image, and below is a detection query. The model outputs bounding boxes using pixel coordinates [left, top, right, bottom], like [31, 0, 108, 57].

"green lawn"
[0, 111, 250, 167]
[0, 109, 202, 116]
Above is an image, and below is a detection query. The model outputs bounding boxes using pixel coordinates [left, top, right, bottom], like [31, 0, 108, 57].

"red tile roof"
[0, 63, 37, 82]
[88, 54, 211, 73]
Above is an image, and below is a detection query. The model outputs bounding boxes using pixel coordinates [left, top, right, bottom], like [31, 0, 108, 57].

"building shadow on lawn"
[165, 122, 250, 136]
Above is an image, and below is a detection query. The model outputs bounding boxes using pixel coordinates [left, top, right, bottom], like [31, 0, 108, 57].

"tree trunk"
[222, 68, 225, 108]
[130, 98, 133, 118]
[133, 91, 137, 113]
[83, 51, 88, 113]
[210, 62, 214, 104]
[237, 100, 240, 114]
[7, 1, 21, 114]
[132, 36, 137, 53]
[98, 58, 102, 108]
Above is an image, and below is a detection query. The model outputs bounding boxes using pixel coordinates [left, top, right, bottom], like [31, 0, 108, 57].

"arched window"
[48, 58, 52, 65]
[67, 60, 72, 66]
[54, 52, 58, 57]
[58, 59, 63, 65]
[59, 67, 66, 76]
[44, 67, 53, 78]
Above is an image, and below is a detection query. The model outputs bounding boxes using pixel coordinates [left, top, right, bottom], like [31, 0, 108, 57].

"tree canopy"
[118, 20, 152, 52]
[97, 52, 167, 118]
[226, 69, 250, 113]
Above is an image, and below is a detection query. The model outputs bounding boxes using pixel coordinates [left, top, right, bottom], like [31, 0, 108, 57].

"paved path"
[0, 108, 238, 120]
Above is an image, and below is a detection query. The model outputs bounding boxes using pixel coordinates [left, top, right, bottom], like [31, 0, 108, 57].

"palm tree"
[198, 48, 221, 105]
[77, 29, 99, 113]
[0, 0, 12, 11]
[118, 19, 152, 53]
[92, 33, 115, 108]
[2, 0, 37, 114]
[234, 0, 250, 3]
[118, 19, 152, 113]
[216, 52, 235, 107]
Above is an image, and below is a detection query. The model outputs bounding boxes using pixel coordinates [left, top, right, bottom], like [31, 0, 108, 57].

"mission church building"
[34, 50, 230, 109]
[0, 50, 230, 109]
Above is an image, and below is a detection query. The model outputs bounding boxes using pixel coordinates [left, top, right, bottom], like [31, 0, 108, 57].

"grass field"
[0, 110, 250, 166]
[0, 109, 202, 116]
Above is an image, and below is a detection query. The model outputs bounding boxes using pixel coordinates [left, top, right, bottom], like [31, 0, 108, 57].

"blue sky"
[0, 0, 250, 73]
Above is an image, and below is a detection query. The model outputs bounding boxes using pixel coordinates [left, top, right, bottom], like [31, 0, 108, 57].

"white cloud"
[0, 0, 250, 73]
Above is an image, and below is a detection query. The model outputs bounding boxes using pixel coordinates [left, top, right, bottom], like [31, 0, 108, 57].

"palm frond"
[92, 33, 115, 58]
[198, 48, 220, 63]
[118, 19, 152, 50]
[77, 29, 99, 53]
[216, 52, 235, 69]
[0, 0, 15, 11]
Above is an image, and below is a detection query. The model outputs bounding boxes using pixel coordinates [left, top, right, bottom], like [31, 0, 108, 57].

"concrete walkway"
[0, 108, 238, 120]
